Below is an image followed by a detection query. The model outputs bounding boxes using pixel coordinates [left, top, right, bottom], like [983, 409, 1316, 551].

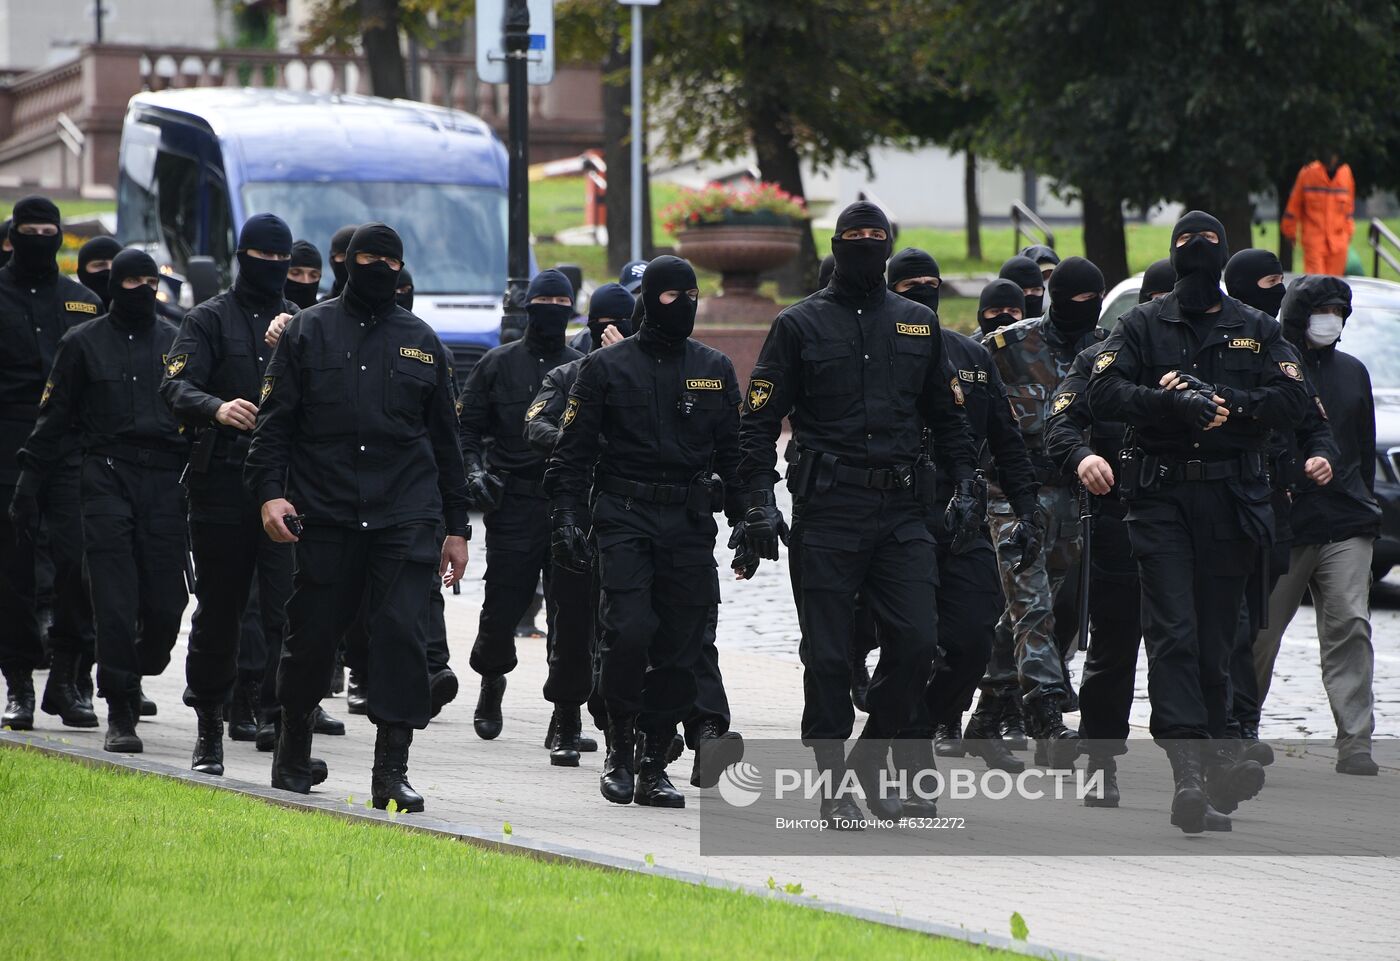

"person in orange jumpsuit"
[1282, 151, 1355, 276]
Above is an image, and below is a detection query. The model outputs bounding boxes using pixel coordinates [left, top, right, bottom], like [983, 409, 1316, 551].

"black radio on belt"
[687, 471, 724, 519]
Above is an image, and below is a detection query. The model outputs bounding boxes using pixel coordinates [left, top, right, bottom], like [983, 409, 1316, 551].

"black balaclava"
[1279, 275, 1352, 351]
[284, 240, 323, 310]
[524, 268, 573, 353]
[886, 247, 941, 314]
[586, 282, 635, 351]
[0, 219, 11, 270]
[816, 254, 836, 292]
[1020, 244, 1060, 273]
[328, 224, 357, 297]
[977, 279, 1026, 334]
[395, 267, 415, 312]
[343, 222, 402, 314]
[1139, 258, 1177, 303]
[235, 213, 293, 304]
[1046, 256, 1105, 335]
[107, 248, 159, 327]
[1169, 210, 1229, 314]
[9, 195, 63, 283]
[999, 255, 1044, 317]
[638, 255, 698, 354]
[830, 201, 892, 302]
[1224, 248, 1286, 318]
[77, 235, 122, 311]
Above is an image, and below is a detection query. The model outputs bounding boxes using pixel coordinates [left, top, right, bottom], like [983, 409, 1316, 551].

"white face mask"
[1305, 313, 1344, 348]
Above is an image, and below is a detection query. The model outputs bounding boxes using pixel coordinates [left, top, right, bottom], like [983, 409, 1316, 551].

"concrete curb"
[3, 730, 1103, 961]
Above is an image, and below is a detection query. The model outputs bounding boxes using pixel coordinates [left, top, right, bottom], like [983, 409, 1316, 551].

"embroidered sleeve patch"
[686, 378, 723, 390]
[562, 396, 579, 428]
[747, 379, 774, 412]
[40, 380, 53, 408]
[65, 301, 98, 316]
[977, 369, 988, 383]
[166, 354, 188, 378]
[1050, 392, 1075, 415]
[949, 377, 965, 406]
[1229, 337, 1261, 353]
[525, 399, 547, 421]
[896, 322, 931, 336]
[400, 346, 435, 365]
[1093, 351, 1117, 374]
[958, 369, 976, 382]
[1279, 361, 1303, 381]
[260, 376, 275, 405]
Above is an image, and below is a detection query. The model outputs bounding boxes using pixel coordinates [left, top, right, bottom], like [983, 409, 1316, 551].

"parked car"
[115, 88, 523, 375]
[1100, 271, 1400, 578]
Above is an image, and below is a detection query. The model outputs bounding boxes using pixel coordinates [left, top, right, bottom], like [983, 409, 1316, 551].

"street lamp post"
[502, 0, 532, 344]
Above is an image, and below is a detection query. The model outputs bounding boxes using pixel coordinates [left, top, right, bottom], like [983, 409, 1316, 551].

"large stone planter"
[675, 223, 803, 325]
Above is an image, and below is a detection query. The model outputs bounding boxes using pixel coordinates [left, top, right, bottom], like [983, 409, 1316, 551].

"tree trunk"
[1275, 170, 1296, 271]
[1185, 191, 1254, 260]
[747, 99, 816, 297]
[1081, 187, 1128, 288]
[964, 150, 982, 262]
[361, 0, 408, 99]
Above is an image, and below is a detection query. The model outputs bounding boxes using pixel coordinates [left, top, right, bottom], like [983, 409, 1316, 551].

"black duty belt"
[596, 474, 689, 505]
[832, 462, 911, 490]
[501, 473, 547, 499]
[88, 444, 187, 471]
[1158, 458, 1244, 483]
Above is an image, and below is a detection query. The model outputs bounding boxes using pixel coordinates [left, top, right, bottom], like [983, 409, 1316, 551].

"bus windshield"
[240, 181, 507, 296]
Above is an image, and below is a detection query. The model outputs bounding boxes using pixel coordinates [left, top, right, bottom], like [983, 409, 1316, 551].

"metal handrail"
[1369, 218, 1400, 278]
[1011, 200, 1054, 255]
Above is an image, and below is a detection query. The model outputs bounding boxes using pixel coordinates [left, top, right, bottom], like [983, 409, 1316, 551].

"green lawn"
[0, 747, 1019, 961]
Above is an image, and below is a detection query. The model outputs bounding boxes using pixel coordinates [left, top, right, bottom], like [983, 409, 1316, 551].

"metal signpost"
[618, 0, 659, 263]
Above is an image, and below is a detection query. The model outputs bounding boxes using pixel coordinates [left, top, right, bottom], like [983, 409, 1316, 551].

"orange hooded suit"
[1282, 160, 1355, 276]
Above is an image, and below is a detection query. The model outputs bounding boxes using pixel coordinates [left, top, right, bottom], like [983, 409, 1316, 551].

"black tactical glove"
[944, 477, 987, 554]
[1165, 387, 1223, 430]
[7, 490, 39, 546]
[1170, 372, 1216, 396]
[550, 508, 593, 574]
[1001, 513, 1044, 575]
[728, 522, 760, 580]
[466, 468, 506, 512]
[740, 489, 789, 561]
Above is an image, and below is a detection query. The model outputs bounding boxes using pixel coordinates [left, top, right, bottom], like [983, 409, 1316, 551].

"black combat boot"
[473, 673, 506, 740]
[849, 646, 871, 713]
[549, 704, 582, 767]
[1024, 694, 1078, 770]
[75, 658, 94, 711]
[1164, 740, 1206, 834]
[271, 708, 317, 794]
[40, 650, 98, 728]
[1239, 724, 1274, 766]
[429, 667, 459, 719]
[371, 724, 424, 813]
[255, 708, 278, 752]
[137, 684, 157, 718]
[103, 695, 142, 753]
[191, 705, 225, 776]
[891, 737, 939, 818]
[543, 709, 598, 752]
[600, 715, 636, 804]
[1204, 744, 1264, 815]
[1060, 657, 1080, 713]
[998, 692, 1029, 751]
[1083, 753, 1120, 808]
[846, 725, 902, 820]
[933, 718, 965, 758]
[346, 671, 368, 715]
[312, 704, 345, 735]
[690, 718, 745, 789]
[1203, 803, 1232, 832]
[2, 670, 35, 730]
[812, 742, 864, 828]
[228, 673, 259, 742]
[963, 698, 1026, 773]
[634, 729, 685, 808]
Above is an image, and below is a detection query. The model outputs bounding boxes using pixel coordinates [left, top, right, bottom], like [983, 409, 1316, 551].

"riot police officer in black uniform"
[1088, 211, 1310, 833]
[458, 268, 589, 752]
[0, 197, 103, 731]
[247, 223, 469, 812]
[885, 251, 1038, 780]
[737, 202, 980, 823]
[161, 213, 307, 775]
[547, 255, 745, 809]
[14, 248, 188, 753]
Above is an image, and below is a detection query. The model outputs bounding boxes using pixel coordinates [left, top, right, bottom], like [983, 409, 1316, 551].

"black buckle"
[1182, 460, 1204, 481]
